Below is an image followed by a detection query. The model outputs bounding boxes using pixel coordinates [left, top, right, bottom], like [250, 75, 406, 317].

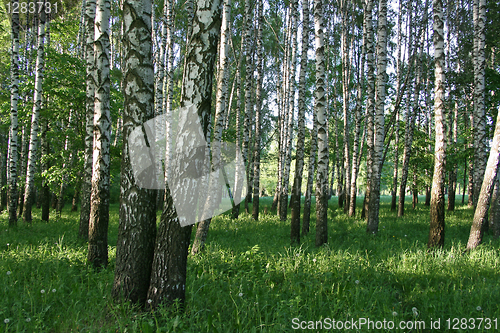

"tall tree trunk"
[290, 0, 309, 243]
[362, 0, 375, 220]
[8, 1, 20, 226]
[251, 0, 263, 221]
[23, 9, 46, 223]
[366, 0, 388, 234]
[280, 0, 299, 221]
[447, 101, 458, 211]
[472, 0, 487, 208]
[163, 0, 175, 186]
[112, 0, 157, 304]
[398, 2, 418, 217]
[147, 0, 221, 309]
[390, 0, 403, 212]
[191, 0, 232, 254]
[428, 0, 446, 248]
[490, 177, 500, 238]
[88, 0, 111, 269]
[341, 0, 351, 214]
[314, 0, 328, 247]
[79, 0, 96, 239]
[241, 0, 253, 215]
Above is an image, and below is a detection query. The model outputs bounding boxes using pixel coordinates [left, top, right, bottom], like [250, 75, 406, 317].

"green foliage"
[1, 197, 499, 332]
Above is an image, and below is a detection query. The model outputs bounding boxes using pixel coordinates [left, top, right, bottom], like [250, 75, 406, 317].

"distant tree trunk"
[40, 120, 50, 222]
[447, 102, 458, 211]
[428, 0, 446, 248]
[191, 0, 232, 254]
[366, 0, 388, 234]
[147, 0, 221, 309]
[79, 0, 96, 239]
[17, 126, 27, 217]
[391, 1, 403, 212]
[88, 0, 111, 269]
[8, 1, 20, 226]
[71, 186, 79, 211]
[280, 0, 299, 221]
[302, 105, 318, 235]
[112, 0, 157, 304]
[412, 170, 418, 209]
[398, 4, 418, 217]
[23, 9, 46, 223]
[314, 0, 328, 247]
[472, 0, 487, 209]
[252, 0, 263, 221]
[362, 0, 375, 220]
[231, 57, 244, 219]
[290, 0, 309, 244]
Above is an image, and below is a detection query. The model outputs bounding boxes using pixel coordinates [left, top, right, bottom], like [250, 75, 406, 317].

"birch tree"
[367, 0, 388, 234]
[79, 0, 97, 239]
[290, 0, 309, 243]
[314, 0, 328, 247]
[472, 0, 487, 208]
[147, 0, 222, 309]
[88, 0, 111, 268]
[428, 0, 446, 248]
[252, 0, 263, 221]
[191, 0, 231, 254]
[23, 9, 46, 223]
[8, 0, 20, 226]
[112, 0, 157, 304]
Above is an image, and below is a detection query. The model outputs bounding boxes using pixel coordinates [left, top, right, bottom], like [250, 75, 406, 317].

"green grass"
[1, 196, 499, 332]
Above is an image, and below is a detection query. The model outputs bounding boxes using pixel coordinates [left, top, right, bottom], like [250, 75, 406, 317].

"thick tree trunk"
[88, 0, 111, 269]
[23, 10, 46, 223]
[314, 0, 328, 247]
[366, 0, 388, 234]
[112, 0, 157, 304]
[192, 0, 232, 254]
[41, 121, 50, 222]
[147, 0, 221, 309]
[8, 2, 20, 226]
[290, 0, 309, 244]
[79, 0, 96, 239]
[428, 0, 446, 248]
[472, 0, 487, 208]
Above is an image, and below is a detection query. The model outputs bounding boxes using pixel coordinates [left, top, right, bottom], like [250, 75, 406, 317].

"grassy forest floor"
[1, 196, 500, 332]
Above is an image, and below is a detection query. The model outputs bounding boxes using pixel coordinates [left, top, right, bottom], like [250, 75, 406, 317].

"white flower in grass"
[4, 319, 9, 324]
[355, 280, 360, 285]
[392, 311, 398, 316]
[147, 299, 152, 304]
[477, 306, 482, 311]
[296, 253, 299, 257]
[52, 289, 56, 293]
[41, 289, 45, 294]
[412, 307, 419, 316]
[6, 271, 11, 275]
[25, 318, 31, 323]
[238, 293, 243, 297]
[312, 259, 317, 263]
